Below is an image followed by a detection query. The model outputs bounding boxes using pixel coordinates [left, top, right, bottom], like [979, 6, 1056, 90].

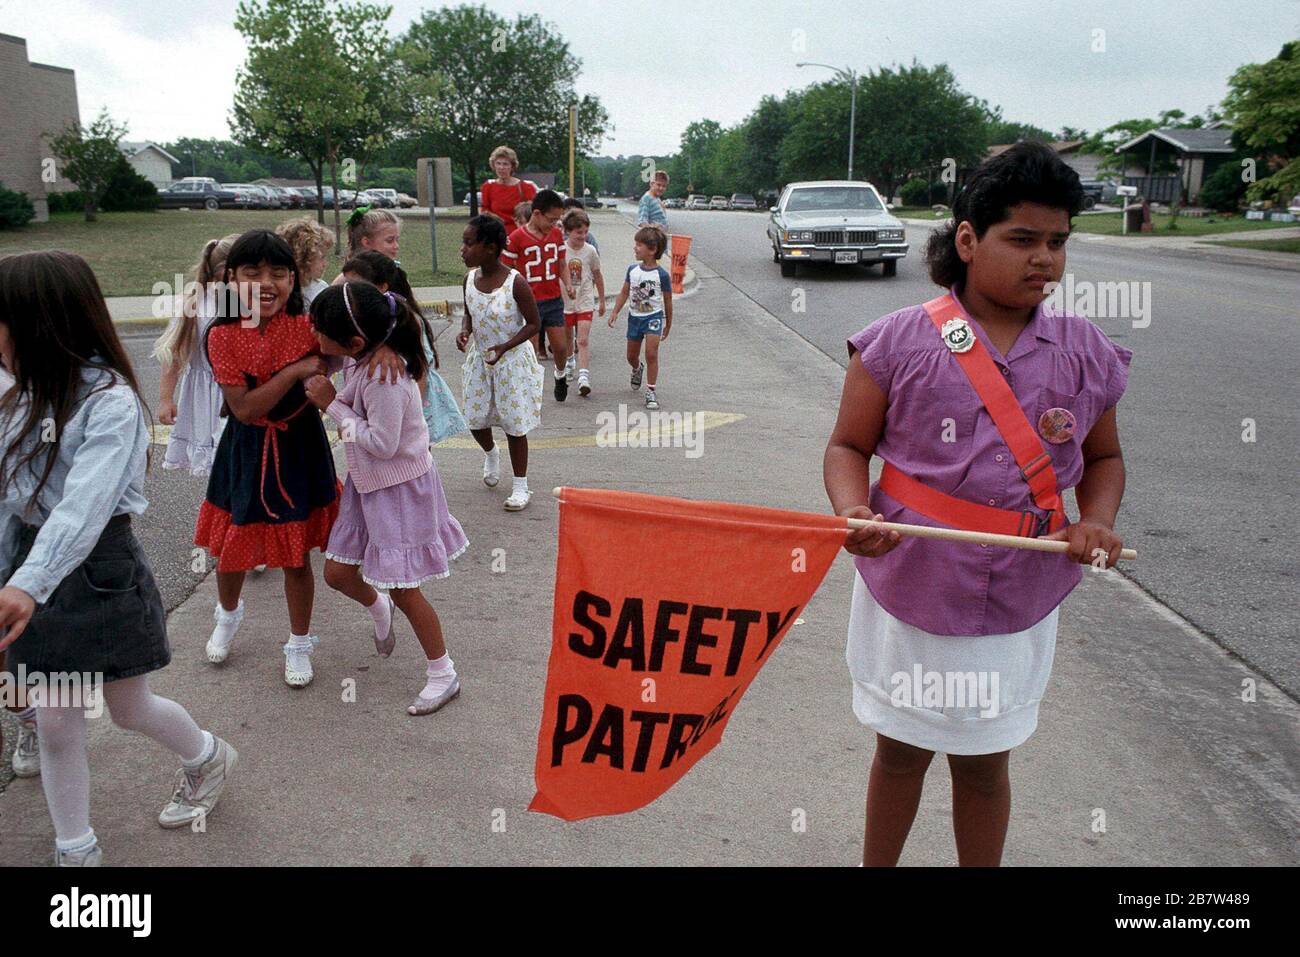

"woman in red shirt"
[480, 145, 537, 223]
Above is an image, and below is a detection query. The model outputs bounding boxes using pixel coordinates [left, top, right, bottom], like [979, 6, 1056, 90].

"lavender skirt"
[325, 466, 468, 589]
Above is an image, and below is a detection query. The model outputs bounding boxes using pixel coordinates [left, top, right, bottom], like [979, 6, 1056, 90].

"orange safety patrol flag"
[668, 234, 691, 294]
[529, 487, 847, 820]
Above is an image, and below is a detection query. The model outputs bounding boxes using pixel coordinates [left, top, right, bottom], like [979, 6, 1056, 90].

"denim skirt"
[5, 514, 170, 683]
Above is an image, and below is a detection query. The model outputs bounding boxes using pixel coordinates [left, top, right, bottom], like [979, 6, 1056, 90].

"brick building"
[0, 34, 80, 221]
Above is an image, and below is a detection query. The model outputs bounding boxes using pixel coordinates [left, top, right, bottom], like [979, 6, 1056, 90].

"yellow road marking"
[149, 410, 747, 452]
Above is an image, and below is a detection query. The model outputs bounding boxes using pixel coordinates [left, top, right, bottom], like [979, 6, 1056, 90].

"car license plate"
[835, 251, 858, 264]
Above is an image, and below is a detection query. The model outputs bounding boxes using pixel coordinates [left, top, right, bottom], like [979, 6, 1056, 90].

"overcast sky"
[4, 0, 1296, 156]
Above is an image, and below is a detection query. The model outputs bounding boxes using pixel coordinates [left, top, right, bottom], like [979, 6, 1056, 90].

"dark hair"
[925, 141, 1085, 289]
[532, 188, 563, 214]
[341, 250, 438, 369]
[310, 281, 428, 381]
[562, 197, 585, 209]
[467, 213, 508, 257]
[634, 224, 668, 259]
[0, 251, 150, 513]
[204, 229, 304, 366]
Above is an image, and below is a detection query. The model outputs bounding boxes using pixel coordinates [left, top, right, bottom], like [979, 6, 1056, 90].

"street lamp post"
[797, 61, 857, 180]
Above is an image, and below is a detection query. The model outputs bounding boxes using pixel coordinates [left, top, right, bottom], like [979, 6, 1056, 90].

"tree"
[232, 0, 400, 241]
[0, 182, 35, 229]
[398, 4, 609, 216]
[986, 113, 1056, 145]
[1224, 40, 1300, 204]
[100, 157, 159, 211]
[739, 95, 794, 195]
[48, 109, 129, 222]
[781, 62, 987, 202]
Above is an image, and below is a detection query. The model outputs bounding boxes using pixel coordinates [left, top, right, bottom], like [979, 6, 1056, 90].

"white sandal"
[283, 635, 319, 688]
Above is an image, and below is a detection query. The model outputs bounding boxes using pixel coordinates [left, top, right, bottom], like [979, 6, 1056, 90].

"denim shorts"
[537, 297, 566, 329]
[627, 311, 664, 341]
[5, 515, 170, 683]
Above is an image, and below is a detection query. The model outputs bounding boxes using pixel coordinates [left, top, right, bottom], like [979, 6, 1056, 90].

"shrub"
[1199, 158, 1249, 212]
[47, 190, 87, 214]
[0, 182, 36, 228]
[100, 156, 159, 211]
[900, 178, 930, 206]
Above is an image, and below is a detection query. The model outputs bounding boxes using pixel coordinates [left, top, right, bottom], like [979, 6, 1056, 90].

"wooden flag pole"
[552, 488, 1136, 561]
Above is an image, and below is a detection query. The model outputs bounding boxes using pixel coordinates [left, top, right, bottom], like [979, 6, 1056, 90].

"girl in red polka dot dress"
[194, 231, 402, 688]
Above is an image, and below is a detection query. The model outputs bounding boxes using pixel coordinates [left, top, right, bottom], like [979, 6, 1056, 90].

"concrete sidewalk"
[2, 239, 1296, 866]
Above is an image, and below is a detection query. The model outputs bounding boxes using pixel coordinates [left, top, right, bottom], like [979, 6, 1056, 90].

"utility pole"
[798, 62, 858, 180]
[569, 104, 577, 197]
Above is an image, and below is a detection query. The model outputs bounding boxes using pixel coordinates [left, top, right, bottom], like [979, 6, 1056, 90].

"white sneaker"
[644, 388, 660, 410]
[206, 600, 245, 664]
[158, 737, 238, 829]
[504, 488, 532, 511]
[565, 356, 577, 380]
[482, 450, 501, 488]
[577, 370, 591, 397]
[13, 718, 40, 778]
[55, 842, 103, 867]
[283, 635, 319, 688]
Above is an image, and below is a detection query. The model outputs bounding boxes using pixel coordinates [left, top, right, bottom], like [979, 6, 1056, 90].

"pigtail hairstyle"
[0, 251, 151, 513]
[340, 251, 438, 369]
[309, 281, 429, 382]
[925, 141, 1085, 289]
[154, 232, 239, 368]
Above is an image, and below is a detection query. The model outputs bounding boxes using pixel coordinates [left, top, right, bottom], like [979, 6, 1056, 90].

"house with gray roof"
[119, 141, 179, 189]
[1114, 124, 1236, 204]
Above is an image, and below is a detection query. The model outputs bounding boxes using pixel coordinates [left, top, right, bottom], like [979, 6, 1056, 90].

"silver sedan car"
[767, 181, 908, 277]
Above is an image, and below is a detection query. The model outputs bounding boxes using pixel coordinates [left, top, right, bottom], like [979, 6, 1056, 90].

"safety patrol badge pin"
[940, 317, 975, 353]
[1038, 407, 1077, 444]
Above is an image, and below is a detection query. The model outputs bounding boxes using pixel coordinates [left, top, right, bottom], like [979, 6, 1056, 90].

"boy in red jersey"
[504, 189, 574, 400]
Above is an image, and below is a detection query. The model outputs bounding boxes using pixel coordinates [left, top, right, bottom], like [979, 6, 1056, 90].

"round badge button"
[1038, 407, 1076, 444]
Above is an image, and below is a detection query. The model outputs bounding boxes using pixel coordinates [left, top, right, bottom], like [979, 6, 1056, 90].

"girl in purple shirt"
[304, 282, 469, 716]
[825, 143, 1131, 866]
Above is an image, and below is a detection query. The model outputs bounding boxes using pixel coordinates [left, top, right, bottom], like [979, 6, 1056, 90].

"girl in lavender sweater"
[304, 282, 468, 715]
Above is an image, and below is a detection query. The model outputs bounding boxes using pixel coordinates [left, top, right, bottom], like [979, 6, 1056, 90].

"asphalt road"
[628, 203, 1299, 698]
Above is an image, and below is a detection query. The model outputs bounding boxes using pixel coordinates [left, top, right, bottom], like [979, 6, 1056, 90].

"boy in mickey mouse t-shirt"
[608, 225, 672, 410]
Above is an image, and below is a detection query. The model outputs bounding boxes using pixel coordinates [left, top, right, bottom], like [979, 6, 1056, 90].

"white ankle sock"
[418, 656, 457, 699]
[16, 706, 35, 723]
[56, 829, 96, 853]
[366, 592, 392, 628]
[183, 730, 216, 769]
[210, 600, 244, 648]
[512, 476, 528, 495]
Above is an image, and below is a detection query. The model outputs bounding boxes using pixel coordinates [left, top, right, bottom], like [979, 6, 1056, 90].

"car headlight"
[879, 228, 904, 241]
[783, 230, 813, 242]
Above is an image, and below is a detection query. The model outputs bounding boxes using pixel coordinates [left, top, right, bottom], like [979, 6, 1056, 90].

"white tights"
[35, 674, 206, 842]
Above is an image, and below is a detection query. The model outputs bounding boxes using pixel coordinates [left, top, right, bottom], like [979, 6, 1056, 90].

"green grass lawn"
[1203, 236, 1300, 254]
[1068, 212, 1297, 237]
[0, 209, 469, 296]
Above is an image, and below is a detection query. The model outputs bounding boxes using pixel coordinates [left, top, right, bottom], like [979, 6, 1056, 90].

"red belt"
[252, 400, 310, 520]
[879, 461, 1059, 538]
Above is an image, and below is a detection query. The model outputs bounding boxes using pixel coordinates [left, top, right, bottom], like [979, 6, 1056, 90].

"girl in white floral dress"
[456, 215, 544, 511]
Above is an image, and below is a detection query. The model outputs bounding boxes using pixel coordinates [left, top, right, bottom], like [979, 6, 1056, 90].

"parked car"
[581, 195, 603, 209]
[395, 192, 418, 208]
[366, 188, 400, 208]
[663, 197, 685, 209]
[158, 180, 253, 211]
[730, 193, 757, 210]
[685, 194, 710, 210]
[709, 195, 729, 210]
[224, 184, 270, 209]
[766, 180, 908, 277]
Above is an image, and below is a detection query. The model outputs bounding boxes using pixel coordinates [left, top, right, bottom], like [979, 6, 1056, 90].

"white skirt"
[845, 572, 1059, 755]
